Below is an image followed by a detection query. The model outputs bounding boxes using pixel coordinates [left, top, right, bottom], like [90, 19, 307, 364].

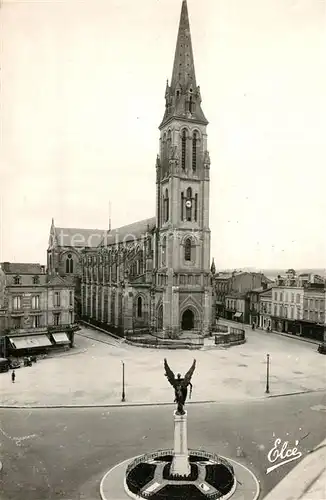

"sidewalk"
[0, 326, 325, 407]
[262, 438, 326, 500]
[218, 318, 321, 345]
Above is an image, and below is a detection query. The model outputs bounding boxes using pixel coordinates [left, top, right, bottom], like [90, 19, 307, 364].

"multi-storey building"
[225, 292, 248, 323]
[214, 271, 271, 319]
[270, 269, 325, 340]
[80, 1, 214, 338]
[0, 262, 76, 355]
[302, 283, 325, 341]
[259, 288, 273, 330]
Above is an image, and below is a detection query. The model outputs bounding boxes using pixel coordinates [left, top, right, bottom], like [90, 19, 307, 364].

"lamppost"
[265, 354, 270, 394]
[121, 361, 125, 402]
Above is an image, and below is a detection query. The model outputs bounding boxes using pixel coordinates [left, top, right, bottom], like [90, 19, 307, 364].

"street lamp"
[121, 361, 126, 402]
[265, 354, 270, 394]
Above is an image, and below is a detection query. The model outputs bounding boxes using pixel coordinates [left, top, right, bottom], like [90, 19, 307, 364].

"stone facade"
[79, 1, 214, 338]
[0, 262, 75, 336]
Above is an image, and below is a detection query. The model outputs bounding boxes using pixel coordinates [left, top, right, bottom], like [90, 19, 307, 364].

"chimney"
[2, 262, 10, 272]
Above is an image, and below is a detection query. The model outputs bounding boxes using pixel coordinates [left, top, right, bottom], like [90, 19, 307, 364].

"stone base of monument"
[100, 409, 260, 500]
[100, 453, 260, 500]
[124, 448, 237, 499]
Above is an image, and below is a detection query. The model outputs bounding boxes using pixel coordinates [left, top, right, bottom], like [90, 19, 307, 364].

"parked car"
[317, 343, 326, 355]
[9, 359, 21, 369]
[0, 357, 9, 373]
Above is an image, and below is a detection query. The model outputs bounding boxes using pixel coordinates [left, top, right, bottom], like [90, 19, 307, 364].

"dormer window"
[33, 276, 39, 285]
[14, 275, 21, 285]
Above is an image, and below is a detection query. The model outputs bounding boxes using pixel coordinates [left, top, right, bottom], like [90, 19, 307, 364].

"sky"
[0, 0, 325, 270]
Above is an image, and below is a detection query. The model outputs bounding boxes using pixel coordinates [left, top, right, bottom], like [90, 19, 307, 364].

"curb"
[46, 348, 88, 359]
[1, 389, 324, 409]
[267, 388, 326, 398]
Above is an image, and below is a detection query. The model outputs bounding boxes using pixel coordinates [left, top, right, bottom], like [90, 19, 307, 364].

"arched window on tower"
[181, 130, 186, 170]
[164, 189, 169, 222]
[189, 95, 193, 113]
[137, 297, 142, 318]
[49, 254, 52, 270]
[186, 187, 192, 221]
[66, 253, 74, 274]
[192, 132, 198, 171]
[184, 238, 192, 262]
[181, 192, 184, 221]
[161, 236, 166, 266]
[194, 194, 198, 222]
[163, 133, 167, 175]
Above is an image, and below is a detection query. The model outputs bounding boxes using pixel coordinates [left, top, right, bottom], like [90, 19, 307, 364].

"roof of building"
[225, 291, 248, 299]
[160, 0, 208, 127]
[46, 274, 74, 288]
[260, 289, 273, 298]
[99, 217, 156, 247]
[0, 262, 45, 275]
[54, 227, 106, 248]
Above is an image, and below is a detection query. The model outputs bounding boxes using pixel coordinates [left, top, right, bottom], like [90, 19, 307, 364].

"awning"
[9, 335, 52, 349]
[52, 332, 70, 344]
[234, 312, 243, 318]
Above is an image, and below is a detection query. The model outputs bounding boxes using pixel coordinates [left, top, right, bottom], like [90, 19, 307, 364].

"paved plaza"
[0, 325, 325, 407]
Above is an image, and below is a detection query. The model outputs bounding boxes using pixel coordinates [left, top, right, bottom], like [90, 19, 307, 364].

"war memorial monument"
[99, 359, 260, 499]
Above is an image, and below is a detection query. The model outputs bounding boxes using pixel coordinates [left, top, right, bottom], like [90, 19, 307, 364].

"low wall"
[215, 328, 246, 346]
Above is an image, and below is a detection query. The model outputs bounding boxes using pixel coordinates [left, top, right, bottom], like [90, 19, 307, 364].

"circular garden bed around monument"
[125, 449, 236, 499]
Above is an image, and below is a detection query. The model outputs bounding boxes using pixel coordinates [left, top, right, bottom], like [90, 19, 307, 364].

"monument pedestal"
[171, 410, 191, 477]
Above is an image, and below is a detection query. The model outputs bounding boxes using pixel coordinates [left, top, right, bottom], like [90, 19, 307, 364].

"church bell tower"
[155, 0, 212, 337]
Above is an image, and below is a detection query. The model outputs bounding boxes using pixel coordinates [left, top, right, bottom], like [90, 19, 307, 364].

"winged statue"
[164, 358, 196, 415]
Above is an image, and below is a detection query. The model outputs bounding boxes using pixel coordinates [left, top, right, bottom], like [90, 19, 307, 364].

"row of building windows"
[10, 311, 74, 329]
[11, 292, 73, 310]
[274, 291, 301, 303]
[13, 275, 40, 285]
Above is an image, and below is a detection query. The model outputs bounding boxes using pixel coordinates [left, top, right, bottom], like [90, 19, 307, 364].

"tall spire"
[170, 0, 196, 92]
[160, 0, 207, 129]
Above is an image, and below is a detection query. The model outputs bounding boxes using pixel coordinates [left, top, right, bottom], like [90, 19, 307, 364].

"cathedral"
[48, 0, 214, 338]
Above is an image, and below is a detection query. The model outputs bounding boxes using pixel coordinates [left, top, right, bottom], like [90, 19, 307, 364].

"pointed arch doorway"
[181, 309, 194, 331]
[157, 304, 163, 331]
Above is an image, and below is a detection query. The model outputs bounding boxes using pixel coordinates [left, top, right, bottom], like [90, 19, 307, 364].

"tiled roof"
[99, 217, 156, 247]
[54, 227, 105, 248]
[0, 262, 44, 274]
[47, 274, 74, 287]
[54, 217, 156, 249]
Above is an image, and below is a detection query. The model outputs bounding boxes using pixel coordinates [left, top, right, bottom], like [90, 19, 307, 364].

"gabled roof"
[99, 217, 156, 247]
[54, 227, 105, 248]
[46, 274, 74, 288]
[260, 288, 273, 298]
[0, 262, 44, 274]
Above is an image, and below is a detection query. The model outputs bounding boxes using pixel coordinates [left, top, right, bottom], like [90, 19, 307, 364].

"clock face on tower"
[185, 200, 192, 208]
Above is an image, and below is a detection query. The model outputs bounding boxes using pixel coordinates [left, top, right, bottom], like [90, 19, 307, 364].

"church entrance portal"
[181, 309, 194, 331]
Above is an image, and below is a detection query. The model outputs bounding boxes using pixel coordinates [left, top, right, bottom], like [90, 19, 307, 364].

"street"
[0, 391, 325, 500]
